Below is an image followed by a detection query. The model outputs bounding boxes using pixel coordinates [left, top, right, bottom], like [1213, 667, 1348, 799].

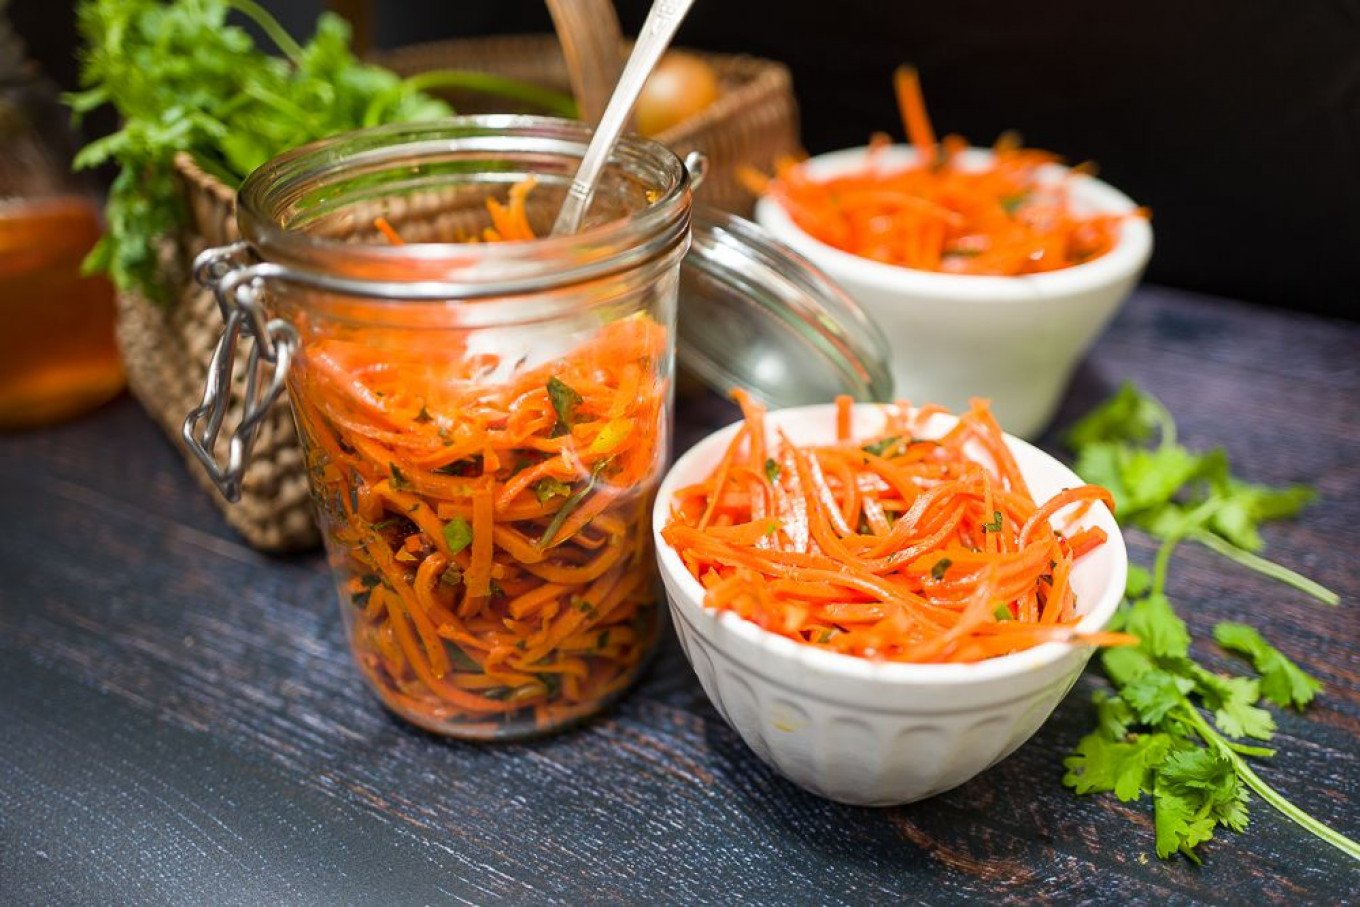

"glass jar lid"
[679, 209, 893, 406]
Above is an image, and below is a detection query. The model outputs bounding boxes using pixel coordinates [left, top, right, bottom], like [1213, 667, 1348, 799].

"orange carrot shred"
[374, 216, 405, 246]
[661, 396, 1119, 664]
[835, 394, 853, 442]
[298, 179, 667, 734]
[758, 69, 1144, 276]
[894, 65, 937, 166]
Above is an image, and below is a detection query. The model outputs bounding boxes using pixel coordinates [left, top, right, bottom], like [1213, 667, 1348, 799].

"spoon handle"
[551, 0, 698, 236]
[545, 0, 624, 125]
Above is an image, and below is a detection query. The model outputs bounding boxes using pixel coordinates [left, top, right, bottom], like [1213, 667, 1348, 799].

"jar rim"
[235, 115, 692, 300]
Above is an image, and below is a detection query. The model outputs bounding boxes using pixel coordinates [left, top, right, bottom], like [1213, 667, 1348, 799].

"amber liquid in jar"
[0, 196, 123, 428]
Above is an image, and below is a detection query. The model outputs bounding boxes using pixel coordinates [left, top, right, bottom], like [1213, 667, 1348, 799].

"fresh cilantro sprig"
[1066, 383, 1337, 606]
[1213, 622, 1322, 709]
[1061, 384, 1356, 863]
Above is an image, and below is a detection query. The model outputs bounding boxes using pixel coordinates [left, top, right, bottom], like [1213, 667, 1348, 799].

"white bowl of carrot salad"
[753, 68, 1153, 439]
[654, 395, 1128, 806]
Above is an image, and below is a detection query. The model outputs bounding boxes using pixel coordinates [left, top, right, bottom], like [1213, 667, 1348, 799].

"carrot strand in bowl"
[894, 65, 937, 166]
[661, 397, 1120, 664]
[760, 70, 1146, 276]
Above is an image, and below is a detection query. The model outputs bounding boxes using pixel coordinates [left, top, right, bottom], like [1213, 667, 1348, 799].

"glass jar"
[190, 117, 690, 738]
[0, 15, 123, 428]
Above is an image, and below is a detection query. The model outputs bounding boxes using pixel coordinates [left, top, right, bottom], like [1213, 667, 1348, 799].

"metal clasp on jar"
[182, 243, 300, 502]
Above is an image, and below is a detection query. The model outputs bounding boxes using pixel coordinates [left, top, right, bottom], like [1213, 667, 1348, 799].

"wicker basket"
[375, 34, 800, 216]
[114, 24, 800, 552]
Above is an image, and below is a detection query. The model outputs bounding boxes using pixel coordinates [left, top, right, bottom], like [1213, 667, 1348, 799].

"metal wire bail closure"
[182, 243, 299, 502]
[683, 150, 708, 192]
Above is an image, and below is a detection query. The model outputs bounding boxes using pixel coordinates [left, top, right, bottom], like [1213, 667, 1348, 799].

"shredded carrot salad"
[661, 394, 1135, 663]
[290, 183, 667, 736]
[745, 67, 1147, 276]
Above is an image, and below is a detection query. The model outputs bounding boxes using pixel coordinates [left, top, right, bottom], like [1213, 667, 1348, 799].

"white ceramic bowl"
[755, 147, 1153, 439]
[653, 403, 1127, 806]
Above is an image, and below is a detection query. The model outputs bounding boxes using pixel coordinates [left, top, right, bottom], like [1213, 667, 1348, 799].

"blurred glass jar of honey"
[0, 13, 123, 429]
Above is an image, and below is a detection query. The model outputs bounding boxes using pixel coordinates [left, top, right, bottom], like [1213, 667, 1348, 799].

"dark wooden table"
[2, 285, 1357, 904]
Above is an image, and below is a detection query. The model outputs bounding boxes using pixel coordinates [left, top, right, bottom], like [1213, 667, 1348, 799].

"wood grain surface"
[1, 286, 1357, 905]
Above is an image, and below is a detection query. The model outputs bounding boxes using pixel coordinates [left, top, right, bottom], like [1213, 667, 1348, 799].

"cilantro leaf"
[1122, 593, 1190, 660]
[446, 645, 481, 672]
[1072, 441, 1128, 510]
[537, 459, 609, 549]
[533, 477, 571, 503]
[442, 516, 473, 554]
[1125, 563, 1153, 599]
[1065, 382, 1168, 449]
[1093, 690, 1136, 739]
[1153, 785, 1219, 861]
[1154, 748, 1250, 860]
[434, 456, 483, 477]
[1064, 730, 1175, 802]
[998, 193, 1029, 215]
[862, 436, 901, 458]
[1121, 670, 1188, 725]
[1119, 444, 1211, 517]
[1188, 666, 1276, 741]
[1139, 501, 1198, 539]
[1214, 622, 1323, 710]
[1207, 482, 1315, 553]
[1214, 689, 1276, 742]
[547, 376, 584, 437]
[1101, 644, 1158, 688]
[388, 462, 412, 491]
[765, 458, 781, 482]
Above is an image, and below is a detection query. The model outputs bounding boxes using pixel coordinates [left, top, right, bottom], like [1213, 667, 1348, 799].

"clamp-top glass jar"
[189, 117, 692, 739]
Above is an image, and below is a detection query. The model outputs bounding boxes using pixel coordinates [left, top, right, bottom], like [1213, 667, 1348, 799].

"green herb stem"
[226, 0, 305, 64]
[1181, 704, 1360, 861]
[408, 70, 577, 117]
[1221, 739, 1276, 759]
[1151, 533, 1182, 600]
[1151, 395, 1177, 449]
[1189, 530, 1339, 605]
[1150, 499, 1222, 598]
[367, 70, 579, 126]
[536, 461, 607, 549]
[241, 80, 313, 122]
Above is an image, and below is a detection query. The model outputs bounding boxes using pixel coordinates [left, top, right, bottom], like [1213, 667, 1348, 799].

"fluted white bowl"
[755, 147, 1153, 439]
[653, 403, 1126, 806]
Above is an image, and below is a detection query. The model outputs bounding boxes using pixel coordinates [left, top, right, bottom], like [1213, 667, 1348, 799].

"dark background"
[11, 0, 1360, 318]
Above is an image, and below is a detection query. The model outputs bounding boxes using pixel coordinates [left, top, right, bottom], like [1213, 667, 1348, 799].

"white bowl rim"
[753, 145, 1154, 304]
[653, 402, 1128, 686]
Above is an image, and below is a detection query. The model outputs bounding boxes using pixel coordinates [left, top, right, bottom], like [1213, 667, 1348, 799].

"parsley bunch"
[1061, 384, 1356, 862]
[67, 0, 574, 303]
[67, 0, 456, 301]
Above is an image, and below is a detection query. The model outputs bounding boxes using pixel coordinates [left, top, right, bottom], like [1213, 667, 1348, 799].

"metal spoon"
[551, 0, 698, 236]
